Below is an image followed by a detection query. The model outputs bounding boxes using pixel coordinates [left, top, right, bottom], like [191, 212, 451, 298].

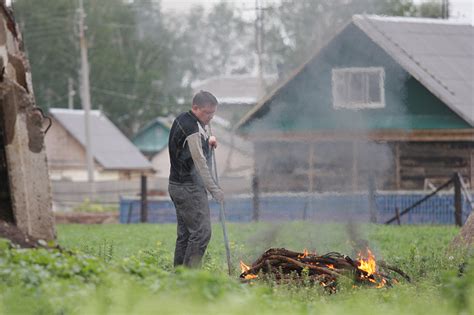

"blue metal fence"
[120, 191, 473, 225]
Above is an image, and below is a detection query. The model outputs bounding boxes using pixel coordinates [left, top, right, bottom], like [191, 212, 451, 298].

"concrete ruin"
[0, 2, 55, 240]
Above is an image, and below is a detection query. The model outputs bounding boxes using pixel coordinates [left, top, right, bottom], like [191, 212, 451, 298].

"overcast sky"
[160, 0, 474, 23]
[5, 0, 472, 22]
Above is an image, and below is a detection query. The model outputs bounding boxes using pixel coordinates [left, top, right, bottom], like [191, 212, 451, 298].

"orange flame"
[376, 278, 387, 288]
[240, 261, 258, 280]
[240, 261, 251, 272]
[357, 249, 377, 276]
[298, 249, 309, 258]
[357, 249, 386, 288]
[326, 264, 335, 269]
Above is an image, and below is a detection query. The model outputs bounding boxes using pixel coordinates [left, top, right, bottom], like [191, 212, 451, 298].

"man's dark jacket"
[168, 111, 221, 198]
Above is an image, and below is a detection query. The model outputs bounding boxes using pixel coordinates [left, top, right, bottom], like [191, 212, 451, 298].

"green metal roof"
[132, 119, 170, 155]
[238, 17, 473, 133]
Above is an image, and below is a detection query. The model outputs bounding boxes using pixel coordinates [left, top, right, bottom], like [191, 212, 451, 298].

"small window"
[332, 67, 385, 109]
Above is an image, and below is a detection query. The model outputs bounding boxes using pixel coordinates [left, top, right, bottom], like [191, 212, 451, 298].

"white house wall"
[49, 169, 121, 182]
[45, 117, 88, 169]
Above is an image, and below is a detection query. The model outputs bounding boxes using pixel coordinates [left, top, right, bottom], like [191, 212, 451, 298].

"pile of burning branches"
[240, 248, 410, 292]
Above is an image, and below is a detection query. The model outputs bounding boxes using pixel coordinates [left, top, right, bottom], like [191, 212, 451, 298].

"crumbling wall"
[0, 1, 55, 240]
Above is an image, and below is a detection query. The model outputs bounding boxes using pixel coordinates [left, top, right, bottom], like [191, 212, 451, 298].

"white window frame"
[332, 67, 385, 109]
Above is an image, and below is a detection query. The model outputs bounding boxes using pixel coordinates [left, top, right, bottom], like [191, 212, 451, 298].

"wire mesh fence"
[119, 190, 473, 225]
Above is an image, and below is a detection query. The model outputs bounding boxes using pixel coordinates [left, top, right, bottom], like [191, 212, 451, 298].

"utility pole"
[442, 0, 450, 19]
[254, 0, 271, 91]
[245, 1, 268, 87]
[68, 77, 75, 109]
[255, 0, 264, 85]
[78, 0, 94, 183]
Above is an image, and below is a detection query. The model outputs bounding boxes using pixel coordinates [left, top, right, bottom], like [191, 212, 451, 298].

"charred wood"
[240, 248, 409, 291]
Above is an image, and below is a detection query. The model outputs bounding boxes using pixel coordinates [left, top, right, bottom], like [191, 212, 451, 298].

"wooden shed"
[236, 15, 474, 192]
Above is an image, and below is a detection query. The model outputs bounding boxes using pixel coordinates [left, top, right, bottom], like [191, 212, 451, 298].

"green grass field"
[1, 222, 473, 315]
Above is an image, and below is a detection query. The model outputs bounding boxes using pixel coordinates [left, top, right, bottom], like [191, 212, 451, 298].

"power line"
[99, 22, 137, 29]
[45, 94, 71, 108]
[91, 88, 159, 106]
[102, 78, 155, 86]
[24, 29, 69, 39]
[24, 32, 64, 41]
[15, 6, 75, 16]
[26, 27, 69, 36]
[19, 23, 72, 35]
[90, 86, 171, 109]
[21, 15, 73, 26]
[91, 86, 139, 100]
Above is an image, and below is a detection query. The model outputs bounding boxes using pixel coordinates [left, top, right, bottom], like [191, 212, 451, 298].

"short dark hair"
[192, 90, 218, 108]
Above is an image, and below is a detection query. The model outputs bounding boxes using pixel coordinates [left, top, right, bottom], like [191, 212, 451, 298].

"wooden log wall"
[398, 142, 473, 190]
[255, 140, 474, 192]
[255, 141, 310, 192]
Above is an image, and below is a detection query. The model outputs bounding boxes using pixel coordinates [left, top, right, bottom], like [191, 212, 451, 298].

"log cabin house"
[236, 15, 474, 193]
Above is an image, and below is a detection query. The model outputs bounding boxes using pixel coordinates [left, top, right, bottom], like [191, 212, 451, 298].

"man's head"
[191, 90, 218, 126]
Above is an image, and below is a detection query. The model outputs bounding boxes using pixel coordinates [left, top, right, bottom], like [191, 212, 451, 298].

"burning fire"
[298, 249, 309, 258]
[357, 248, 386, 288]
[238, 247, 401, 289]
[240, 261, 258, 280]
[357, 248, 377, 276]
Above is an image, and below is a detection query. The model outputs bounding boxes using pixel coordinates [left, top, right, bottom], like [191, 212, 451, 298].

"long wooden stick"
[209, 123, 232, 275]
[385, 178, 453, 224]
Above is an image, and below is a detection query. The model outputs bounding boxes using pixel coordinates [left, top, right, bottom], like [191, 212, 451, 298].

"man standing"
[168, 90, 224, 268]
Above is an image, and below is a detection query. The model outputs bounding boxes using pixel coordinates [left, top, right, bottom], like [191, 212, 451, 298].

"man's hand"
[209, 135, 217, 149]
[212, 188, 225, 203]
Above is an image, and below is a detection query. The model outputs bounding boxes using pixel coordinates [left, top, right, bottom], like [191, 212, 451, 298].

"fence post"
[140, 174, 148, 223]
[395, 207, 401, 225]
[368, 174, 377, 223]
[252, 171, 260, 222]
[303, 199, 308, 221]
[127, 200, 134, 224]
[454, 174, 462, 227]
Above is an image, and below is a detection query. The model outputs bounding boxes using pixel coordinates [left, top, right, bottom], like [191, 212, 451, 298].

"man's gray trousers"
[169, 182, 212, 268]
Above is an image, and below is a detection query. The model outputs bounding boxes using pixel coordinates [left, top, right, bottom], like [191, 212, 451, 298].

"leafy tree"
[418, 0, 448, 18]
[13, 0, 186, 136]
[13, 0, 78, 109]
[261, 0, 421, 76]
[85, 0, 186, 135]
[167, 2, 254, 82]
[164, 4, 207, 84]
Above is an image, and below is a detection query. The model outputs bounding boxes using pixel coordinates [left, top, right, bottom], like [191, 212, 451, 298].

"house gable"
[132, 120, 169, 155]
[44, 117, 90, 169]
[49, 108, 153, 171]
[241, 22, 471, 133]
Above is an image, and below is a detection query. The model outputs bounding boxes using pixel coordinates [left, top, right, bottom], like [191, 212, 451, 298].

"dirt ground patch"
[0, 212, 119, 247]
[54, 212, 119, 224]
[0, 220, 40, 248]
